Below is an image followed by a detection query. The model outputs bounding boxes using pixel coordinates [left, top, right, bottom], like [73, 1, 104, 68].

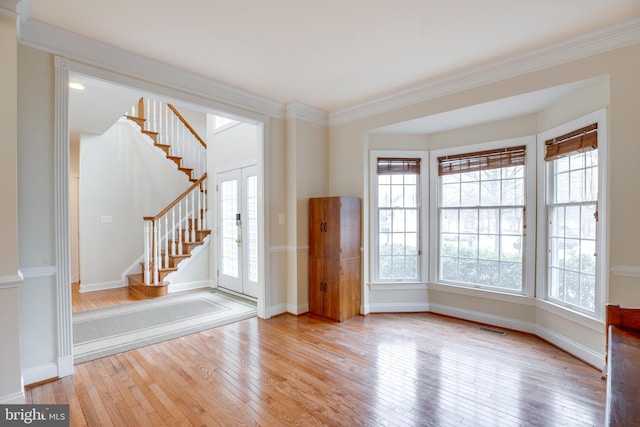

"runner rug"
[73, 290, 256, 364]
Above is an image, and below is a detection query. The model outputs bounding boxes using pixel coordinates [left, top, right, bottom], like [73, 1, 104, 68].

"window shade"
[377, 158, 421, 175]
[545, 123, 597, 162]
[437, 145, 526, 176]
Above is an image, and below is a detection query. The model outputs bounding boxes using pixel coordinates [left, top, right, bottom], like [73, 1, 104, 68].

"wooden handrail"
[167, 104, 207, 149]
[144, 173, 207, 221]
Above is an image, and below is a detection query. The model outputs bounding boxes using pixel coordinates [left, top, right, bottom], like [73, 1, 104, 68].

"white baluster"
[154, 220, 159, 284]
[164, 214, 169, 270]
[158, 101, 163, 142]
[197, 183, 202, 232]
[202, 179, 207, 230]
[191, 189, 196, 242]
[144, 221, 150, 284]
[178, 199, 183, 255]
[171, 206, 176, 256]
[183, 195, 190, 244]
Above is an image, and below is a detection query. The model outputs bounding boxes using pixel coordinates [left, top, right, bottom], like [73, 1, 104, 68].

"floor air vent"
[478, 326, 507, 336]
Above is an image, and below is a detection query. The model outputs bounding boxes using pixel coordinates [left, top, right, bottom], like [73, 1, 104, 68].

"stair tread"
[142, 129, 160, 135]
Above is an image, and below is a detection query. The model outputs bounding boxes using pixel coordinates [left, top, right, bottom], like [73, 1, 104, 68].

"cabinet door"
[308, 257, 324, 316]
[322, 258, 341, 321]
[322, 198, 341, 259]
[309, 198, 324, 258]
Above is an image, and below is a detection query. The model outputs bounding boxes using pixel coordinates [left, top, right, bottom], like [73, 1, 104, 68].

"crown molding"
[330, 15, 640, 126]
[0, 0, 18, 17]
[19, 19, 286, 119]
[286, 102, 329, 126]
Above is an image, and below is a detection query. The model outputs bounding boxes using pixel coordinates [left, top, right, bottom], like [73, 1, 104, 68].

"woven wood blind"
[377, 158, 421, 175]
[437, 145, 526, 176]
[545, 123, 598, 162]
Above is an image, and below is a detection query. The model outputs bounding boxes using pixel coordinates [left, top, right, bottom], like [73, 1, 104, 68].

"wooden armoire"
[308, 197, 361, 321]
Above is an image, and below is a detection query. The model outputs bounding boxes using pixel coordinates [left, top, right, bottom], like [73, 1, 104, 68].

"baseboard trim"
[285, 303, 309, 315]
[270, 303, 287, 317]
[80, 280, 125, 293]
[57, 356, 74, 378]
[429, 303, 536, 334]
[22, 363, 58, 386]
[535, 325, 604, 369]
[0, 390, 25, 404]
[369, 302, 430, 313]
[170, 280, 212, 293]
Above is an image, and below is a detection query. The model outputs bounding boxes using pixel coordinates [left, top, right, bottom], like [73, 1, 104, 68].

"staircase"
[124, 98, 210, 298]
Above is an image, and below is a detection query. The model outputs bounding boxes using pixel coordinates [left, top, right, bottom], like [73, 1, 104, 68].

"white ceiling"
[372, 77, 607, 134]
[28, 0, 640, 113]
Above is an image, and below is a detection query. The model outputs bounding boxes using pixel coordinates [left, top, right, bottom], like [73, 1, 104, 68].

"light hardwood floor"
[72, 282, 144, 313]
[29, 293, 605, 426]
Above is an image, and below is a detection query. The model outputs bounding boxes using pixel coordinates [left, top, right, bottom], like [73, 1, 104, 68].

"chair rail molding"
[612, 265, 640, 278]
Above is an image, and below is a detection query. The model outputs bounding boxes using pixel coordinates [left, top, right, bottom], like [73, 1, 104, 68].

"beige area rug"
[73, 290, 256, 364]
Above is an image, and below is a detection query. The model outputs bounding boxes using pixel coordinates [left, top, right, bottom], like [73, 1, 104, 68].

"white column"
[54, 55, 74, 378]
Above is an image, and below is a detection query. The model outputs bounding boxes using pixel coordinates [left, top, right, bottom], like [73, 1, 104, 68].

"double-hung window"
[436, 144, 529, 292]
[370, 151, 428, 283]
[543, 123, 600, 315]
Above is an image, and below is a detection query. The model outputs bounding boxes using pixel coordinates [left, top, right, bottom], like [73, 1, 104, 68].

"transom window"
[437, 145, 527, 292]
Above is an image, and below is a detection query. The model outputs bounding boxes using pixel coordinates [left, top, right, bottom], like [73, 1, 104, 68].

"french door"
[216, 165, 259, 298]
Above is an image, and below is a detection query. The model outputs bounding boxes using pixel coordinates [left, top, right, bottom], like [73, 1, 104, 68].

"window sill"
[369, 282, 429, 291]
[428, 282, 535, 306]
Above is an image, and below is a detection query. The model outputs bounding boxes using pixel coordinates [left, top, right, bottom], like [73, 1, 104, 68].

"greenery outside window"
[370, 151, 429, 283]
[436, 145, 528, 292]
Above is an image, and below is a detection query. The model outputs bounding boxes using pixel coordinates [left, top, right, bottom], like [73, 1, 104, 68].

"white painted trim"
[535, 325, 604, 369]
[270, 303, 287, 316]
[369, 302, 430, 313]
[22, 362, 58, 386]
[330, 16, 640, 125]
[286, 102, 329, 127]
[0, 272, 23, 289]
[536, 299, 604, 333]
[0, 391, 25, 404]
[0, 0, 18, 17]
[269, 246, 293, 253]
[369, 282, 428, 291]
[286, 303, 309, 315]
[57, 355, 73, 378]
[429, 302, 536, 334]
[80, 280, 125, 293]
[611, 265, 640, 278]
[169, 279, 213, 293]
[54, 56, 73, 379]
[19, 19, 286, 119]
[21, 265, 56, 279]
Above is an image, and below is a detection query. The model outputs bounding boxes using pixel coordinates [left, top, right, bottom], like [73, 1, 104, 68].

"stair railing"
[127, 98, 207, 180]
[143, 173, 208, 285]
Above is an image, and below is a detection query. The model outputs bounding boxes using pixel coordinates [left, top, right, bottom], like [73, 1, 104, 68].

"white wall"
[286, 118, 329, 314]
[79, 120, 190, 290]
[16, 43, 58, 389]
[329, 43, 640, 367]
[0, 11, 24, 403]
[207, 121, 258, 171]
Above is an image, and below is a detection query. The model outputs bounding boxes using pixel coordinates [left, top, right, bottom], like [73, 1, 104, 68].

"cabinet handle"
[323, 223, 327, 232]
[320, 222, 323, 233]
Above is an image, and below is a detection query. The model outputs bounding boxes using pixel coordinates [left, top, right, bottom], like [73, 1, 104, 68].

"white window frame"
[536, 109, 608, 321]
[429, 137, 537, 297]
[369, 150, 429, 285]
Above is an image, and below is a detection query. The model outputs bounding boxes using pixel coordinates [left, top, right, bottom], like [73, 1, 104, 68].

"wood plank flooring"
[27, 308, 606, 426]
[72, 282, 143, 313]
